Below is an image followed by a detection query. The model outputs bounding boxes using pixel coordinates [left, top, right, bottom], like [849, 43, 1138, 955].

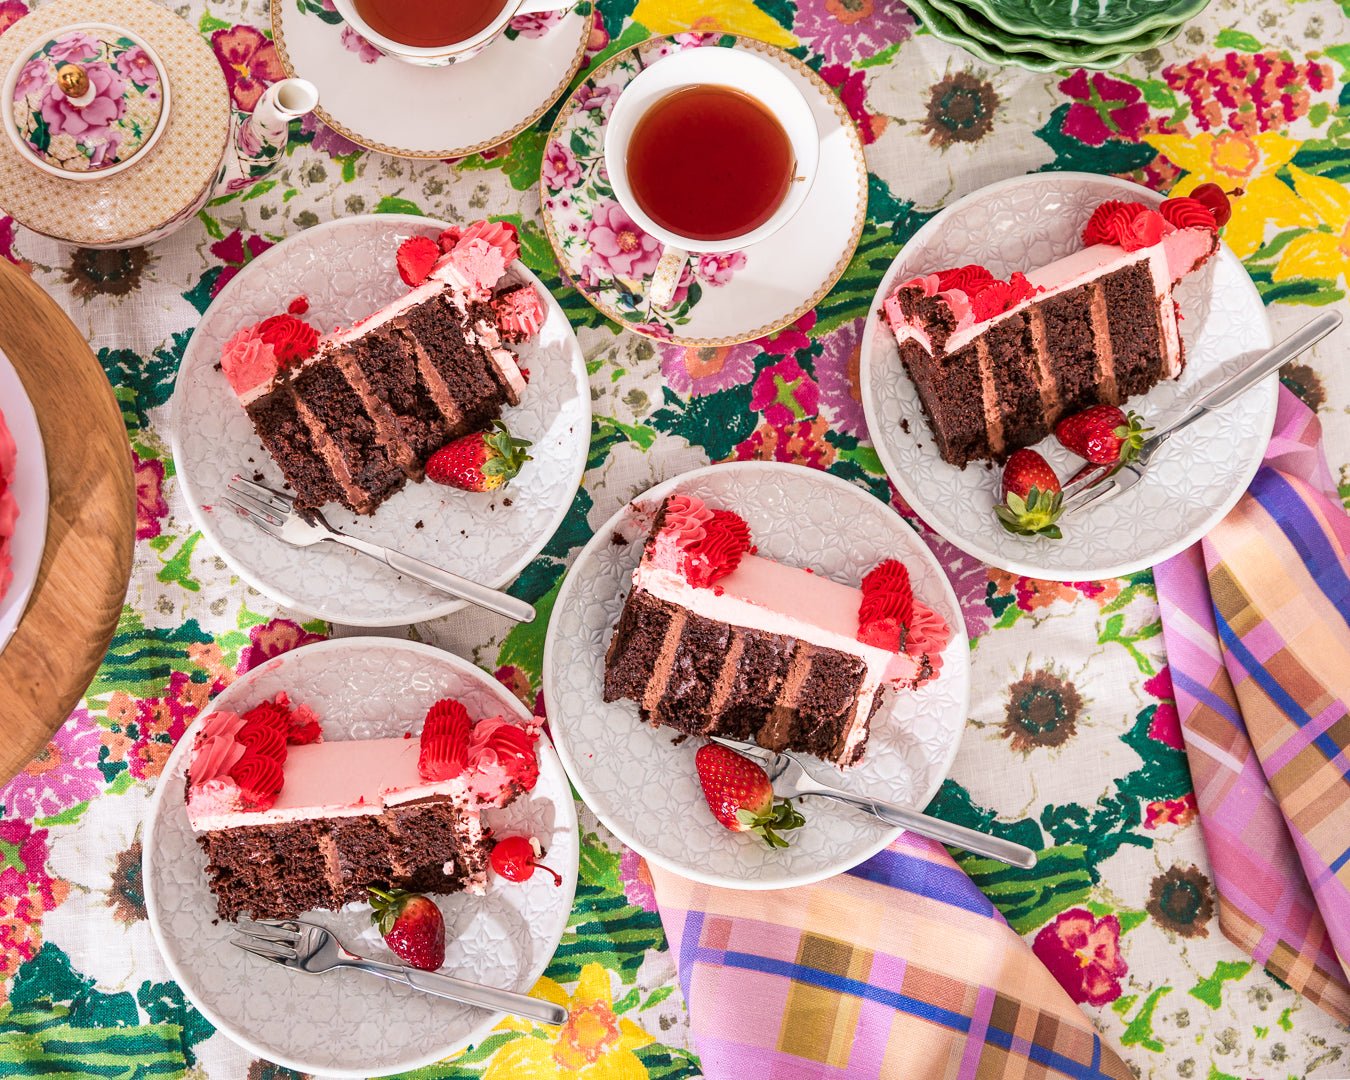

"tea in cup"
[332, 0, 575, 67]
[604, 48, 820, 307]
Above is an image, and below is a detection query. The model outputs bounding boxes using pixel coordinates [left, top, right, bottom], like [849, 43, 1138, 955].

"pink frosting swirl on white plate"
[220, 324, 279, 399]
[662, 494, 713, 548]
[905, 601, 951, 676]
[464, 716, 538, 805]
[189, 711, 248, 787]
[492, 285, 546, 342]
[458, 219, 520, 264]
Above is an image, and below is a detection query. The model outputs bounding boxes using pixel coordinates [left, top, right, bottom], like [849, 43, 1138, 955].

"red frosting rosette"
[856, 559, 914, 652]
[682, 509, 752, 589]
[418, 698, 473, 782]
[228, 750, 285, 810]
[1082, 200, 1169, 252]
[256, 314, 319, 367]
[1159, 196, 1219, 231]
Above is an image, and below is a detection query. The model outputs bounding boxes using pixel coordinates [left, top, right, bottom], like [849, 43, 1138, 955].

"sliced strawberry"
[396, 235, 441, 287]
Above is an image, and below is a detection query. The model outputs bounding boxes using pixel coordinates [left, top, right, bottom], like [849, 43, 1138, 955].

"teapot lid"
[5, 23, 170, 179]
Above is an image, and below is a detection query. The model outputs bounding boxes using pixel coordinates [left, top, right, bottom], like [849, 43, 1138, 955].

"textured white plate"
[172, 214, 590, 625]
[0, 345, 48, 658]
[543, 461, 971, 890]
[143, 638, 579, 1079]
[271, 0, 589, 158]
[860, 172, 1275, 581]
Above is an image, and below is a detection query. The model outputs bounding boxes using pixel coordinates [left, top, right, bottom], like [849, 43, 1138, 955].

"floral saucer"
[270, 0, 591, 158]
[540, 34, 867, 346]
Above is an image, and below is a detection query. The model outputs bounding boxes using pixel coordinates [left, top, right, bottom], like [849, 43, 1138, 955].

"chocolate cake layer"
[243, 287, 522, 515]
[198, 800, 485, 920]
[893, 267, 1175, 468]
[603, 588, 875, 766]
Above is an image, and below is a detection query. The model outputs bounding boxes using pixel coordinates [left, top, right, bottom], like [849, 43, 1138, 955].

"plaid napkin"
[1155, 385, 1350, 1025]
[649, 832, 1132, 1079]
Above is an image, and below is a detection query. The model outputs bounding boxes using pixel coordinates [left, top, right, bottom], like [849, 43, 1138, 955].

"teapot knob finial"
[55, 63, 90, 99]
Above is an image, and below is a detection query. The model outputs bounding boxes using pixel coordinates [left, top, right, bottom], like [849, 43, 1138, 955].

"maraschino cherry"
[490, 836, 562, 886]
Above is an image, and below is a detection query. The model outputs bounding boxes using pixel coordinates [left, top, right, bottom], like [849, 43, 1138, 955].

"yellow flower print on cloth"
[630, 0, 798, 46]
[1273, 165, 1350, 288]
[1145, 131, 1316, 258]
[484, 963, 655, 1080]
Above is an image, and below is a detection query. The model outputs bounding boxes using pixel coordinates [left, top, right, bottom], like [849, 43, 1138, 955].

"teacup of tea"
[332, 0, 575, 67]
[603, 48, 820, 309]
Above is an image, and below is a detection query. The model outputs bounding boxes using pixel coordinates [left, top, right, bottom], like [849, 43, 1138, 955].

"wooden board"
[0, 259, 134, 783]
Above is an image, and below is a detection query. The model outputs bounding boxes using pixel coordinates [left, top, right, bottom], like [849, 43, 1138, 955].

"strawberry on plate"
[995, 448, 1063, 539]
[368, 887, 445, 971]
[694, 743, 805, 849]
[1054, 405, 1150, 465]
[425, 422, 531, 493]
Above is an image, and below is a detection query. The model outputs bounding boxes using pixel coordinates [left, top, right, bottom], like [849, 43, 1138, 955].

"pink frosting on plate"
[491, 285, 546, 342]
[464, 715, 539, 805]
[220, 324, 280, 398]
[905, 601, 950, 674]
[189, 710, 249, 786]
[0, 406, 16, 602]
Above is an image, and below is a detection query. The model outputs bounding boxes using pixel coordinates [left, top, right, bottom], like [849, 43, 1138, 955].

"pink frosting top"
[0, 406, 16, 602]
[464, 715, 540, 804]
[220, 324, 280, 398]
[444, 238, 508, 302]
[458, 219, 520, 264]
[491, 285, 546, 342]
[905, 602, 950, 673]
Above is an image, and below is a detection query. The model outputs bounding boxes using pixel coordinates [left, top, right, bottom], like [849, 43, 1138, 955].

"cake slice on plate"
[186, 692, 540, 920]
[220, 221, 547, 515]
[603, 494, 950, 767]
[883, 189, 1230, 467]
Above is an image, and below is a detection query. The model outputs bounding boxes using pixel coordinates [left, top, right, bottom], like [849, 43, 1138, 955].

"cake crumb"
[213, 361, 222, 372]
[670, 732, 690, 747]
[414, 520, 424, 529]
[252, 472, 264, 483]
[503, 497, 512, 507]
[611, 531, 629, 546]
[900, 418, 911, 434]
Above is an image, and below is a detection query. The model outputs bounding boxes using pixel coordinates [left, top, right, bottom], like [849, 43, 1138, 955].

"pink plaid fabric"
[1155, 386, 1350, 1024]
[650, 833, 1132, 1079]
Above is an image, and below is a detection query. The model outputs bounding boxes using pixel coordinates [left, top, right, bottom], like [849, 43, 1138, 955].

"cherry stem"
[532, 859, 563, 887]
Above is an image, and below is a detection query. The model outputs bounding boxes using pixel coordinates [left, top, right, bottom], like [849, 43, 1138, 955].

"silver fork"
[1059, 311, 1342, 518]
[708, 735, 1037, 869]
[231, 917, 568, 1026]
[222, 475, 535, 623]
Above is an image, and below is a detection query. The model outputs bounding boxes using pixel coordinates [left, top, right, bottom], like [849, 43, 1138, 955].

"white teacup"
[604, 48, 820, 309]
[332, 0, 575, 67]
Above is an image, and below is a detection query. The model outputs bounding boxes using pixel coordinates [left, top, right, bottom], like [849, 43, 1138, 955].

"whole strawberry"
[425, 421, 531, 492]
[995, 448, 1063, 539]
[694, 743, 805, 848]
[368, 887, 445, 971]
[1054, 405, 1150, 465]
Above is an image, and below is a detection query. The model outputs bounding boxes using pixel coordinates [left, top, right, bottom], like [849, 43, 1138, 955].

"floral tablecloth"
[2, 0, 1349, 1077]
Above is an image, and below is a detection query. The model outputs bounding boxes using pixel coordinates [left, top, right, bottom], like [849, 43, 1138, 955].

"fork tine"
[228, 474, 294, 514]
[235, 917, 301, 941]
[707, 734, 774, 761]
[221, 492, 288, 531]
[230, 935, 298, 960]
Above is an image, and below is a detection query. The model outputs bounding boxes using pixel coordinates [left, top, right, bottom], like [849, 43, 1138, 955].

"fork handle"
[326, 534, 536, 623]
[811, 789, 1037, 869]
[340, 958, 568, 1025]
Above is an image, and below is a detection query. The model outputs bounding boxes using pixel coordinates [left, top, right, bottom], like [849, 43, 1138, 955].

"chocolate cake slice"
[884, 194, 1226, 467]
[185, 693, 541, 921]
[221, 221, 543, 515]
[602, 495, 951, 768]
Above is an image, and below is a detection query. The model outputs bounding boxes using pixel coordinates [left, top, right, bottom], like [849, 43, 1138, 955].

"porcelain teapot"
[0, 0, 318, 249]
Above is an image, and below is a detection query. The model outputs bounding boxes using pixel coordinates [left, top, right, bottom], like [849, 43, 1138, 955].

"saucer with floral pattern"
[539, 34, 867, 346]
[272, 0, 591, 158]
